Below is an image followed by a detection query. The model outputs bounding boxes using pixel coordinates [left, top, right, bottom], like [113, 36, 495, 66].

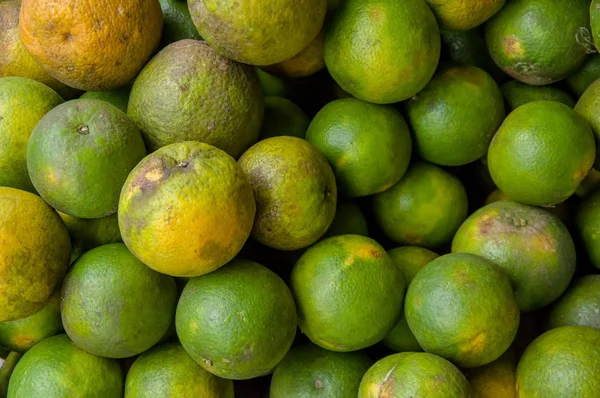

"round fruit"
[260, 97, 310, 140]
[426, 0, 504, 31]
[27, 99, 146, 219]
[383, 246, 438, 353]
[452, 200, 576, 311]
[264, 31, 325, 79]
[501, 80, 575, 111]
[548, 275, 600, 330]
[257, 69, 290, 97]
[358, 352, 471, 398]
[59, 212, 121, 253]
[0, 77, 63, 192]
[19, 0, 162, 91]
[61, 244, 177, 358]
[373, 161, 468, 248]
[406, 64, 504, 166]
[516, 326, 600, 397]
[324, 0, 440, 104]
[79, 86, 131, 113]
[239, 136, 336, 251]
[0, 290, 62, 352]
[7, 334, 122, 397]
[176, 259, 297, 379]
[488, 101, 595, 206]
[0, 0, 75, 99]
[188, 0, 326, 65]
[159, 0, 202, 47]
[306, 98, 412, 197]
[323, 201, 369, 238]
[291, 235, 405, 352]
[128, 40, 263, 157]
[405, 253, 520, 368]
[125, 342, 234, 398]
[485, 0, 591, 85]
[270, 344, 372, 398]
[575, 77, 600, 167]
[592, 0, 600, 51]
[119, 141, 256, 277]
[567, 54, 600, 96]
[577, 190, 600, 269]
[0, 187, 70, 322]
[0, 352, 21, 397]
[464, 350, 517, 398]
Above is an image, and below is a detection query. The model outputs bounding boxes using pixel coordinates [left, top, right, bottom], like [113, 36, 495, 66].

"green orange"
[501, 80, 574, 111]
[159, 0, 202, 48]
[464, 350, 517, 398]
[0, 187, 71, 322]
[125, 342, 233, 397]
[80, 86, 131, 113]
[8, 334, 123, 397]
[306, 98, 412, 197]
[176, 259, 297, 380]
[406, 64, 504, 166]
[324, 0, 440, 104]
[239, 136, 336, 251]
[358, 352, 471, 397]
[270, 344, 372, 397]
[548, 275, 600, 330]
[452, 200, 576, 311]
[426, 0, 505, 31]
[291, 235, 405, 352]
[0, 352, 21, 397]
[119, 141, 256, 277]
[577, 185, 600, 269]
[488, 101, 595, 206]
[0, 76, 63, 192]
[61, 244, 177, 358]
[516, 326, 600, 397]
[575, 76, 600, 167]
[373, 161, 468, 248]
[59, 212, 121, 254]
[485, 0, 591, 85]
[323, 201, 369, 239]
[260, 97, 309, 140]
[27, 99, 146, 219]
[0, 289, 62, 352]
[265, 31, 325, 79]
[567, 54, 600, 96]
[405, 253, 520, 368]
[128, 40, 263, 158]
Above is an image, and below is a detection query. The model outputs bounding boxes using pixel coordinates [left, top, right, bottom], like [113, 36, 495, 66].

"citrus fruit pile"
[2, 0, 600, 396]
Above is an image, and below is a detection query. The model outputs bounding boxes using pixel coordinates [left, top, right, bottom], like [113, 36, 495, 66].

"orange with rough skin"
[19, 0, 163, 91]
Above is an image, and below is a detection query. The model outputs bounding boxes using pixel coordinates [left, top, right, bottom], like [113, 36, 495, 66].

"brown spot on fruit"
[502, 35, 524, 57]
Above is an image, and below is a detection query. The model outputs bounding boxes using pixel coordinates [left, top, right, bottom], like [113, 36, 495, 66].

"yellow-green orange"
[80, 86, 131, 113]
[577, 168, 600, 198]
[488, 101, 595, 206]
[59, 212, 121, 254]
[548, 275, 600, 330]
[27, 99, 147, 219]
[324, 0, 440, 104]
[426, 0, 504, 31]
[306, 98, 412, 197]
[259, 97, 309, 140]
[239, 137, 336, 251]
[484, 189, 571, 226]
[270, 344, 372, 398]
[188, 0, 326, 65]
[501, 80, 574, 111]
[358, 352, 471, 398]
[567, 54, 600, 96]
[405, 253, 520, 368]
[19, 0, 162, 91]
[0, 76, 63, 192]
[62, 244, 177, 359]
[7, 334, 122, 397]
[159, 0, 202, 48]
[485, 0, 590, 85]
[383, 246, 438, 352]
[323, 201, 368, 239]
[176, 260, 297, 379]
[291, 235, 405, 352]
[0, 290, 62, 352]
[373, 161, 468, 248]
[125, 342, 233, 398]
[516, 326, 600, 397]
[406, 65, 504, 166]
[265, 31, 325, 79]
[452, 200, 576, 311]
[575, 77, 600, 167]
[119, 141, 256, 277]
[128, 40, 263, 158]
[0, 187, 70, 322]
[0, 0, 76, 99]
[464, 350, 517, 398]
